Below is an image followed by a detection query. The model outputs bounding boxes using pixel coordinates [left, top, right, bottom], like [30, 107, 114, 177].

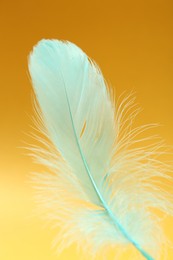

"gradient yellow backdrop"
[0, 0, 173, 259]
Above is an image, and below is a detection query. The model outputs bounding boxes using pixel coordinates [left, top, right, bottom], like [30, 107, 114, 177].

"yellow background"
[0, 0, 173, 259]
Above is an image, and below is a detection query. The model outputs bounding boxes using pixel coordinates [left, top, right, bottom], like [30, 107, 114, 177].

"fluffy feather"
[28, 39, 173, 260]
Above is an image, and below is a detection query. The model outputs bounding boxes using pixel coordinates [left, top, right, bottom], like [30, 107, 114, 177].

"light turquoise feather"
[28, 39, 173, 260]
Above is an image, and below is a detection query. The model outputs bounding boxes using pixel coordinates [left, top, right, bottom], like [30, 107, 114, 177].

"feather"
[28, 39, 173, 260]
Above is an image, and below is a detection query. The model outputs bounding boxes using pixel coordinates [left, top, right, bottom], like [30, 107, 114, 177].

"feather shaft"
[63, 76, 154, 260]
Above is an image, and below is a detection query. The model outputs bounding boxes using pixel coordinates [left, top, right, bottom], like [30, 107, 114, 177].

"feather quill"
[28, 39, 173, 260]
